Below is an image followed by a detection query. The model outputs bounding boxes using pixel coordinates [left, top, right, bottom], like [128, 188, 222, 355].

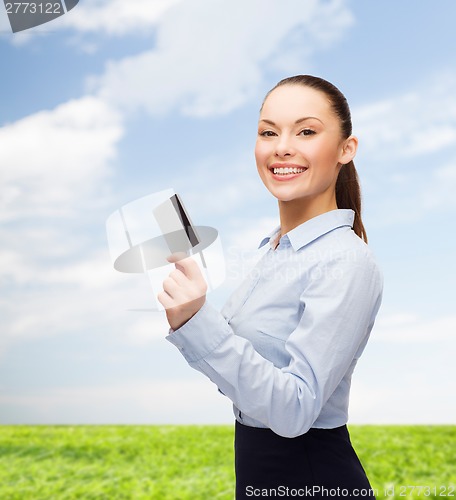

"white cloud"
[180, 150, 269, 219]
[0, 6, 11, 33]
[127, 313, 172, 345]
[0, 231, 173, 340]
[0, 94, 132, 358]
[353, 71, 456, 159]
[0, 379, 233, 424]
[372, 312, 456, 343]
[420, 161, 456, 210]
[350, 378, 456, 424]
[226, 216, 279, 251]
[363, 154, 456, 227]
[0, 95, 130, 356]
[60, 0, 183, 36]
[0, 0, 182, 41]
[352, 72, 456, 226]
[0, 95, 123, 221]
[90, 0, 354, 117]
[349, 311, 456, 424]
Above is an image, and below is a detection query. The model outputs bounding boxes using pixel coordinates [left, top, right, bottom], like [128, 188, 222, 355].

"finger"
[167, 268, 187, 286]
[172, 256, 205, 281]
[158, 288, 203, 310]
[162, 276, 181, 298]
[158, 285, 192, 308]
[157, 290, 174, 309]
[162, 275, 199, 306]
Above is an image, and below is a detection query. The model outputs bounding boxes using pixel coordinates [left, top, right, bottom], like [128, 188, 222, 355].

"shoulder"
[317, 225, 378, 262]
[309, 226, 383, 287]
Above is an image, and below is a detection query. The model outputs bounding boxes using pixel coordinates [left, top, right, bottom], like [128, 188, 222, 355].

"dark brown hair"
[261, 75, 367, 243]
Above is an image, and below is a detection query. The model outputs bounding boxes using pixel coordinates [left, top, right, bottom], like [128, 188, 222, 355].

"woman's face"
[255, 84, 356, 210]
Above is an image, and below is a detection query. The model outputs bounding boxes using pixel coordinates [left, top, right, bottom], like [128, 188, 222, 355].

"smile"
[268, 164, 308, 181]
[272, 167, 307, 175]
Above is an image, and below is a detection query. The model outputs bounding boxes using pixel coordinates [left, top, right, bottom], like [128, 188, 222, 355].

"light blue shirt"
[166, 209, 383, 438]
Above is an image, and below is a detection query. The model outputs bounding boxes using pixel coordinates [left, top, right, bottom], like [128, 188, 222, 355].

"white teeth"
[272, 167, 306, 175]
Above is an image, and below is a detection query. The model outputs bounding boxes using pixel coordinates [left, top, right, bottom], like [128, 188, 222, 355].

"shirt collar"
[258, 209, 355, 251]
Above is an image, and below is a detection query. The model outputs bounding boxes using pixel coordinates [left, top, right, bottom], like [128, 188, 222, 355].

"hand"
[158, 253, 208, 331]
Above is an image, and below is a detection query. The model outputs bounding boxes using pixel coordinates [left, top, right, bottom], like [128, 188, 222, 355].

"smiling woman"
[159, 75, 383, 499]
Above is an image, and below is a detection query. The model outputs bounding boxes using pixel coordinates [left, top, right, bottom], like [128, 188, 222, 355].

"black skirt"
[235, 420, 375, 499]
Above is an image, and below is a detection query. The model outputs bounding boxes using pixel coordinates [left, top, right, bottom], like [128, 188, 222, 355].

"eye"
[299, 129, 316, 136]
[259, 130, 277, 137]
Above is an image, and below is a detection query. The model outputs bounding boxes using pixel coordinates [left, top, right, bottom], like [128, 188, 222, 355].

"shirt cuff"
[165, 301, 232, 363]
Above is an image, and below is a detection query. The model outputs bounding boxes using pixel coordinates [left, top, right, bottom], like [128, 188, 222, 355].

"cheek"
[254, 143, 269, 184]
[307, 140, 340, 167]
[255, 140, 269, 165]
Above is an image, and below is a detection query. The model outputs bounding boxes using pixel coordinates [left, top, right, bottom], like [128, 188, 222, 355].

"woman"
[158, 75, 383, 498]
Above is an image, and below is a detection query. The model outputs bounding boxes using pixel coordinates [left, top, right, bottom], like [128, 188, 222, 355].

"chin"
[269, 187, 307, 203]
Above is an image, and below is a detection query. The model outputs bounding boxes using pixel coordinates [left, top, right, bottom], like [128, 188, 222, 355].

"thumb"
[166, 251, 189, 264]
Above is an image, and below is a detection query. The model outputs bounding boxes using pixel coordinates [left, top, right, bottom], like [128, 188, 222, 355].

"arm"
[163, 252, 382, 437]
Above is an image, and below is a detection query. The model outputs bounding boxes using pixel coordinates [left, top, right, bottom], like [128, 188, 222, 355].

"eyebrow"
[260, 117, 323, 126]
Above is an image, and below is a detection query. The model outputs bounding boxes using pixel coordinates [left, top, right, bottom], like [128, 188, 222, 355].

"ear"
[339, 135, 358, 165]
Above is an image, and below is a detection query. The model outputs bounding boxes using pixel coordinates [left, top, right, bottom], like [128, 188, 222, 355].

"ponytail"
[336, 161, 367, 243]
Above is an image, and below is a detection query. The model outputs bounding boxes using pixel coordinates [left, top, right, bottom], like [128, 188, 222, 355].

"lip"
[268, 163, 308, 181]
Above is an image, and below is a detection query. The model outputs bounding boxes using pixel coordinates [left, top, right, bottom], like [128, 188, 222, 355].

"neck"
[278, 194, 338, 236]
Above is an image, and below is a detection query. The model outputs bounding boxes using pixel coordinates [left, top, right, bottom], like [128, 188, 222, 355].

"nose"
[274, 134, 295, 158]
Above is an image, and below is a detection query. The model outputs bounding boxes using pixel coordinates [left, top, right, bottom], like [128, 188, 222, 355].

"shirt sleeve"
[166, 249, 383, 438]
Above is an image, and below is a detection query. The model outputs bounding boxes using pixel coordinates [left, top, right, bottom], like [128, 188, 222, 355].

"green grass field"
[0, 425, 454, 499]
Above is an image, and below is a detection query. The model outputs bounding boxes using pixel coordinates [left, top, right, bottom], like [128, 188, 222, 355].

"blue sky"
[1, 0, 455, 425]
